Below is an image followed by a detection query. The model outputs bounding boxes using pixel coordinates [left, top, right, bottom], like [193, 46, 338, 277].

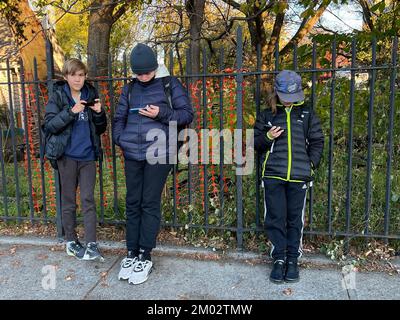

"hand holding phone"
[84, 99, 101, 113]
[139, 104, 159, 118]
[265, 124, 284, 139]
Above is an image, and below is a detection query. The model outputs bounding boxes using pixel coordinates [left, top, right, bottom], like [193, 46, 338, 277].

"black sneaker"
[285, 260, 300, 283]
[83, 242, 105, 262]
[269, 260, 285, 284]
[66, 240, 85, 260]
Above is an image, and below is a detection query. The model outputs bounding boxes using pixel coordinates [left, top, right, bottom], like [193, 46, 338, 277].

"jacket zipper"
[286, 107, 292, 180]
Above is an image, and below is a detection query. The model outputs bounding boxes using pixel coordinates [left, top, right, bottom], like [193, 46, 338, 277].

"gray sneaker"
[83, 242, 105, 262]
[66, 241, 85, 260]
[128, 255, 153, 285]
[118, 255, 138, 280]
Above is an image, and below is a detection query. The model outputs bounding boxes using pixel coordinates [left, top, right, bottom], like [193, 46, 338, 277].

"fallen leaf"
[36, 254, 48, 260]
[283, 288, 293, 296]
[65, 274, 74, 281]
[11, 260, 22, 268]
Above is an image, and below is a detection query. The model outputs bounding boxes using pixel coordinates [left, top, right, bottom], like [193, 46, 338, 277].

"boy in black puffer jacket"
[254, 70, 324, 284]
[44, 58, 107, 261]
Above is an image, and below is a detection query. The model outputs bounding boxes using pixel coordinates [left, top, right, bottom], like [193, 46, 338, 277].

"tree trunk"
[186, 0, 205, 76]
[87, 1, 116, 78]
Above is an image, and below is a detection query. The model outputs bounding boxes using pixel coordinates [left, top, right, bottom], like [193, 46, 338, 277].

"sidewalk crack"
[83, 255, 121, 300]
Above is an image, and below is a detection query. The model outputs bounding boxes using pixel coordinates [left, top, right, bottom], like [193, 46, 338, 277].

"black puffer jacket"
[44, 81, 107, 162]
[254, 102, 324, 182]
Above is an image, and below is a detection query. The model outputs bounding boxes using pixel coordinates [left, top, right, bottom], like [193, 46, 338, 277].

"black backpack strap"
[127, 78, 136, 108]
[161, 76, 173, 109]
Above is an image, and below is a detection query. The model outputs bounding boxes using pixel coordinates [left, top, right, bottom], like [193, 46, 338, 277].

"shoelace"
[134, 260, 150, 272]
[87, 243, 98, 251]
[121, 257, 136, 268]
[70, 242, 84, 252]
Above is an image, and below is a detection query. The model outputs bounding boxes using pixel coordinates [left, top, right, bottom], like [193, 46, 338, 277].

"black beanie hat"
[130, 43, 158, 74]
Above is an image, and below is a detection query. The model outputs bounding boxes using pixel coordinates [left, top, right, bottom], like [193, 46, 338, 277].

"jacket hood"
[131, 64, 170, 79]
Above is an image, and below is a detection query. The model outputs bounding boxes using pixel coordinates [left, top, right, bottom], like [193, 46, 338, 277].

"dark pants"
[125, 159, 172, 252]
[263, 178, 308, 261]
[57, 157, 97, 243]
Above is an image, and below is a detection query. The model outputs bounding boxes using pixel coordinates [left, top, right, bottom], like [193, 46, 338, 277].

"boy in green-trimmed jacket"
[254, 70, 324, 284]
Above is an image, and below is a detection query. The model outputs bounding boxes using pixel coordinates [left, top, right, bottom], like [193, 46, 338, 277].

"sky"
[319, 3, 364, 33]
[286, 2, 364, 37]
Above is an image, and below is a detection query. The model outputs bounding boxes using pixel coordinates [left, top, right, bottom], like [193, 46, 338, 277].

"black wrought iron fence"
[0, 27, 399, 249]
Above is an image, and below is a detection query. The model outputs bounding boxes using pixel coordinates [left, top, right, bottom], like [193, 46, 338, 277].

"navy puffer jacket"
[113, 65, 193, 161]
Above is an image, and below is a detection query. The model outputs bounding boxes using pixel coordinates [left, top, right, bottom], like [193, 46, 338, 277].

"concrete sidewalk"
[0, 236, 399, 300]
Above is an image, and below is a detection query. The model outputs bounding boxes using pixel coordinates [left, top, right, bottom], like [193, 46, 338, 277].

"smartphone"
[264, 124, 273, 130]
[82, 99, 98, 107]
[129, 107, 143, 114]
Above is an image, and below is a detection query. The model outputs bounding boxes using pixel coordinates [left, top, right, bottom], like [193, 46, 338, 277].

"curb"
[0, 235, 340, 268]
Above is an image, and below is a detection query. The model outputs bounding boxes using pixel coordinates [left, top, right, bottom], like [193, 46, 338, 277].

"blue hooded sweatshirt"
[63, 83, 95, 161]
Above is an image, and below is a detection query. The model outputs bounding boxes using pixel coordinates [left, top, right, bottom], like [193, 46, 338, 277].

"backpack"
[127, 76, 187, 148]
[40, 124, 58, 170]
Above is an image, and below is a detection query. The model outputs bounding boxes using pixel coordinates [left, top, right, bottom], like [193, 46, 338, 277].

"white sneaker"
[118, 256, 138, 280]
[128, 257, 153, 285]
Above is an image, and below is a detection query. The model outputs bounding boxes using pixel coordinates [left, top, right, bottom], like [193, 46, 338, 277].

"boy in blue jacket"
[114, 43, 193, 285]
[254, 70, 324, 283]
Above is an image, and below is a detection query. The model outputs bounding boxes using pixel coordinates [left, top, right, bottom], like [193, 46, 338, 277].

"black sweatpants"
[57, 157, 97, 243]
[124, 159, 172, 252]
[263, 178, 308, 261]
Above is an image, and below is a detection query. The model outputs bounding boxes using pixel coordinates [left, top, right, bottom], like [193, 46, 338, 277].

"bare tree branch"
[220, 0, 276, 20]
[280, 0, 332, 57]
[112, 2, 130, 23]
[358, 0, 374, 32]
[265, 0, 286, 61]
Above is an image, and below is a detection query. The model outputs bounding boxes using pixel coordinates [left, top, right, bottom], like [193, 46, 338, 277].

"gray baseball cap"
[274, 70, 305, 103]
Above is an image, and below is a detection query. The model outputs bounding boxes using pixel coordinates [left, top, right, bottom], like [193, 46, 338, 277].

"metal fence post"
[235, 26, 244, 250]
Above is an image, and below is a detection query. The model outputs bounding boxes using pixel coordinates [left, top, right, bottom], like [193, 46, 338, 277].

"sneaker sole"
[128, 276, 149, 285]
[284, 277, 300, 283]
[269, 277, 285, 284]
[82, 256, 105, 262]
[118, 272, 132, 281]
[128, 268, 153, 285]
